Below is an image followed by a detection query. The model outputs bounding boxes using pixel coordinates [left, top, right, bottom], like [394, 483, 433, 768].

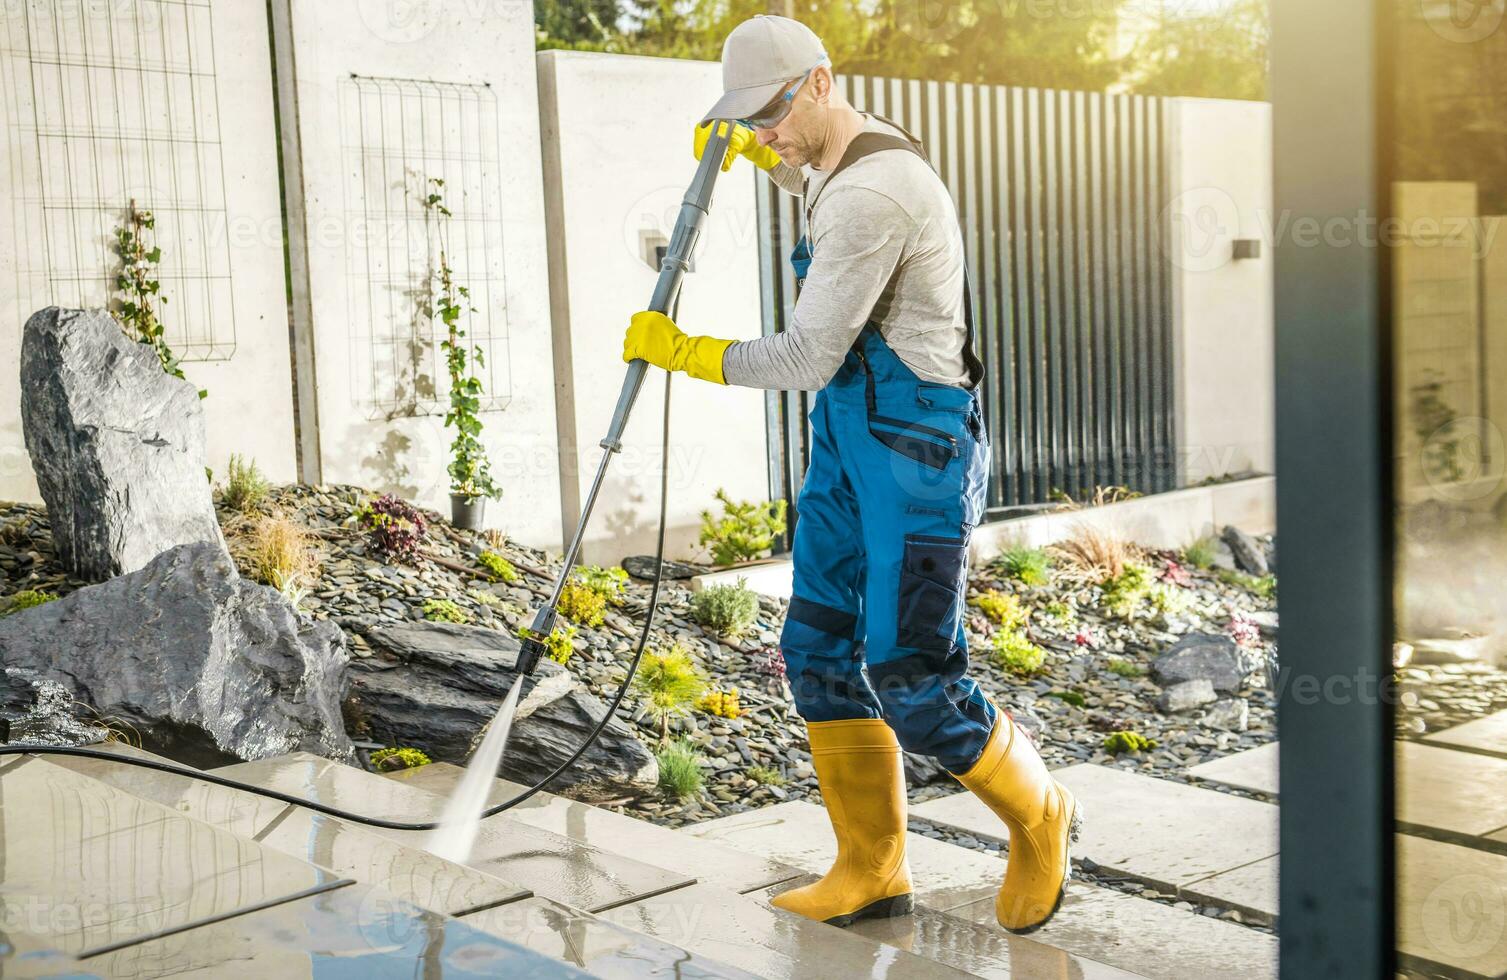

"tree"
[534, 0, 626, 51]
[1122, 0, 1269, 101]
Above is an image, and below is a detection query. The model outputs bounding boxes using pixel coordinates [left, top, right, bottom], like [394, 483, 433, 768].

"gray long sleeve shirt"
[722, 114, 971, 391]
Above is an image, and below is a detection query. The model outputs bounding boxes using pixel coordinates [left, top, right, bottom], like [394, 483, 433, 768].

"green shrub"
[557, 580, 607, 627]
[969, 590, 1029, 631]
[746, 764, 786, 787]
[519, 624, 577, 664]
[423, 598, 471, 624]
[1217, 567, 1277, 599]
[1041, 599, 1076, 626]
[1101, 562, 1153, 619]
[699, 488, 787, 565]
[1105, 658, 1146, 678]
[370, 747, 431, 771]
[656, 738, 706, 800]
[221, 454, 270, 511]
[991, 629, 1045, 675]
[1150, 583, 1190, 617]
[477, 551, 519, 583]
[1044, 690, 1086, 707]
[634, 642, 707, 744]
[996, 546, 1052, 586]
[1102, 731, 1158, 755]
[689, 580, 759, 638]
[577, 565, 628, 600]
[1, 590, 57, 617]
[1182, 536, 1218, 570]
[467, 587, 502, 607]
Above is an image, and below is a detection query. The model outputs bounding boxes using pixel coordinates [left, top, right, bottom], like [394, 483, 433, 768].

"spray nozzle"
[515, 604, 558, 676]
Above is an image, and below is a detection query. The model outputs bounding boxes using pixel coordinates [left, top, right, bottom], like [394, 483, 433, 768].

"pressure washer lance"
[0, 124, 736, 832]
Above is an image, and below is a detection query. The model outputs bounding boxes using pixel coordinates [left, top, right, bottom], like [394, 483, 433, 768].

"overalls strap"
[792, 114, 986, 391]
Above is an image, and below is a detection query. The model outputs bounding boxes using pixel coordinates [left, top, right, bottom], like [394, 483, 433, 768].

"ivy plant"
[422, 178, 498, 502]
[114, 200, 202, 398]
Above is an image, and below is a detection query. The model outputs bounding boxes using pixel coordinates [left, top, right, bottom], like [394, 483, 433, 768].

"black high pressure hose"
[0, 367, 677, 831]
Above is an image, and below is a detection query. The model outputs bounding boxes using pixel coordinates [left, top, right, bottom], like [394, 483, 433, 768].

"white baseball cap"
[701, 15, 829, 124]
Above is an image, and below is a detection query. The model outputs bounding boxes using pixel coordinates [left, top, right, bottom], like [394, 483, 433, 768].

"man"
[621, 15, 1080, 934]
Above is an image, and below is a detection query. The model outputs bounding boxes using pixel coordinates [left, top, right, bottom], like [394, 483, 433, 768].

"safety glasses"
[738, 62, 822, 130]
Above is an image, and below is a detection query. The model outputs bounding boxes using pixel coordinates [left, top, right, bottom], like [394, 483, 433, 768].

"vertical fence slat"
[757, 76, 1175, 527]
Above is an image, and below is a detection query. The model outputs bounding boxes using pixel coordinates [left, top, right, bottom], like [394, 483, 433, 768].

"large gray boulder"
[347, 621, 657, 793]
[0, 542, 353, 765]
[1151, 633, 1261, 694]
[1221, 525, 1269, 577]
[20, 307, 225, 580]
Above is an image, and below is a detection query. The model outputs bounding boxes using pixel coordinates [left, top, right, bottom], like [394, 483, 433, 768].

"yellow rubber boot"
[957, 709, 1083, 934]
[770, 718, 914, 926]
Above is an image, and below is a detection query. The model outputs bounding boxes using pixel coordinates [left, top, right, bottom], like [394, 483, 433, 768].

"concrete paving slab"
[612, 881, 972, 978]
[1427, 709, 1507, 756]
[217, 752, 692, 913]
[1187, 742, 1280, 796]
[389, 761, 802, 893]
[47, 742, 291, 838]
[1397, 741, 1507, 837]
[463, 895, 759, 978]
[80, 882, 589, 978]
[258, 808, 532, 916]
[950, 881, 1278, 980]
[913, 764, 1279, 888]
[1181, 857, 1278, 923]
[0, 757, 343, 956]
[688, 799, 1000, 911]
[1398, 834, 1507, 976]
[762, 876, 1144, 979]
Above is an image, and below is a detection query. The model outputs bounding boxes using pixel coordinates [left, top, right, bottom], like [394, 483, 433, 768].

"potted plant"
[423, 177, 499, 530]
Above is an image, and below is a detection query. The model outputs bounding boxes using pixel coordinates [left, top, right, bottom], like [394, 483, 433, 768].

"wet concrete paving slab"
[78, 882, 590, 978]
[950, 880, 1278, 980]
[913, 764, 1279, 890]
[0, 756, 344, 957]
[217, 751, 692, 914]
[389, 761, 803, 894]
[463, 895, 760, 978]
[763, 875, 1145, 979]
[611, 881, 974, 979]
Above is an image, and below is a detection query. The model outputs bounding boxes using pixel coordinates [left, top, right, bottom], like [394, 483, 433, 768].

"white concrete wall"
[0, 0, 296, 498]
[537, 51, 770, 566]
[278, 0, 561, 550]
[1165, 98, 1276, 485]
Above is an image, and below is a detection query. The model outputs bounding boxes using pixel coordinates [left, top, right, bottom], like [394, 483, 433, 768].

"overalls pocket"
[896, 533, 969, 650]
[867, 416, 960, 470]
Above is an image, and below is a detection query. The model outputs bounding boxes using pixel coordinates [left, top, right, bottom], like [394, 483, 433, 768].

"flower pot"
[450, 493, 486, 531]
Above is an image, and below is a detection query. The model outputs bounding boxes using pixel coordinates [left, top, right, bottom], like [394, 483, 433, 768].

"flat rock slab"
[760, 876, 1141, 979]
[463, 896, 758, 978]
[689, 800, 1001, 912]
[1396, 741, 1507, 837]
[1178, 856, 1278, 925]
[613, 881, 971, 979]
[388, 761, 802, 894]
[950, 881, 1277, 980]
[82, 882, 587, 978]
[1398, 834, 1507, 975]
[1426, 709, 1507, 757]
[0, 757, 344, 956]
[216, 751, 690, 914]
[1187, 741, 1280, 796]
[913, 764, 1279, 890]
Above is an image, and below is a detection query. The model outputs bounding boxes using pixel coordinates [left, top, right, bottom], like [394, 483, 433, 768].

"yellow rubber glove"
[623, 311, 734, 385]
[694, 120, 781, 173]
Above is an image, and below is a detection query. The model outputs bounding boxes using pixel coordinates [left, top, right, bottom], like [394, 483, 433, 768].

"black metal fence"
[756, 76, 1176, 528]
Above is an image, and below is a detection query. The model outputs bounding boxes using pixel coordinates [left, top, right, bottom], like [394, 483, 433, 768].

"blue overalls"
[779, 124, 997, 774]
